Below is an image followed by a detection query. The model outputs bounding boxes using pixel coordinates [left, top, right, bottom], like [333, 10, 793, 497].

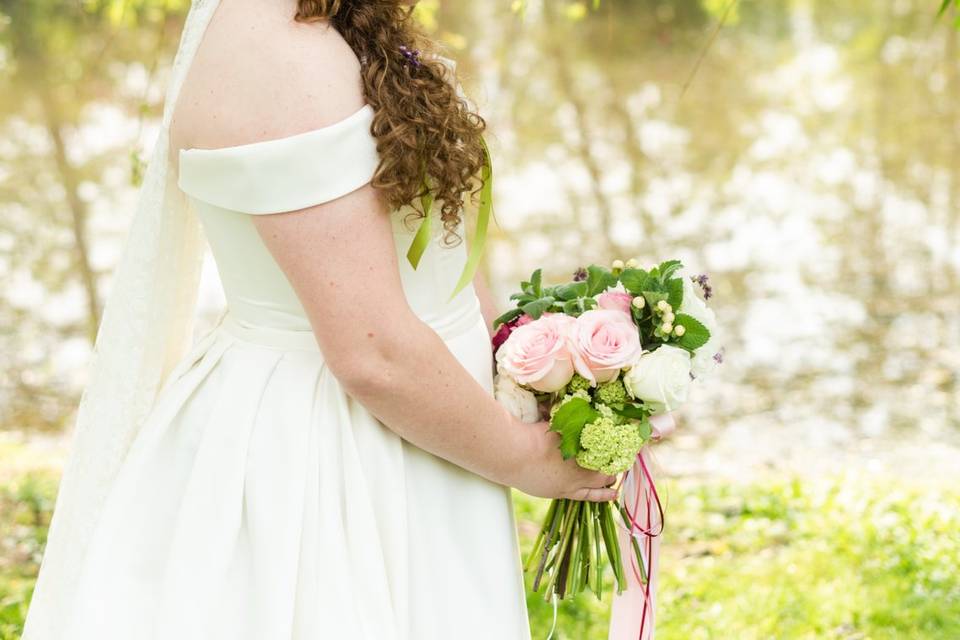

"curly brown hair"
[294, 0, 487, 245]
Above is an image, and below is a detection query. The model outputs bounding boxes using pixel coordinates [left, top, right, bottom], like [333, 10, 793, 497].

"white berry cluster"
[653, 299, 685, 341]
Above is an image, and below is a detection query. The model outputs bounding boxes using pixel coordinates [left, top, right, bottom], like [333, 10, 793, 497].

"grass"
[1, 465, 958, 639]
[518, 475, 960, 639]
[0, 472, 55, 640]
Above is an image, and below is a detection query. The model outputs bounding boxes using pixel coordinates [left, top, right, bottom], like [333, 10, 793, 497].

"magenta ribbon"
[608, 444, 665, 640]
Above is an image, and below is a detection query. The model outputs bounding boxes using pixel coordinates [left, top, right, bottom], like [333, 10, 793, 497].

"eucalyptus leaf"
[550, 398, 599, 459]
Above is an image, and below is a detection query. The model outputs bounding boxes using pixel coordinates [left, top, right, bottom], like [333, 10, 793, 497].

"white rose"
[493, 373, 541, 424]
[622, 345, 692, 414]
[679, 273, 721, 380]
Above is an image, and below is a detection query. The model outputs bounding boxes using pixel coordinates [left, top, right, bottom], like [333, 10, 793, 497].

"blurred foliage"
[0, 0, 190, 431]
[0, 470, 56, 640]
[516, 478, 960, 639]
[3, 0, 958, 436]
[2, 458, 957, 639]
[1, 1, 958, 638]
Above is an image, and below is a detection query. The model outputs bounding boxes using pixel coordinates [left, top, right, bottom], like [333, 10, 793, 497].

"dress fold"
[52, 103, 531, 637]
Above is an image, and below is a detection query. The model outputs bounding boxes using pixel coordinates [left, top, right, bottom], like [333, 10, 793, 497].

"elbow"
[328, 355, 398, 399]
[322, 334, 410, 399]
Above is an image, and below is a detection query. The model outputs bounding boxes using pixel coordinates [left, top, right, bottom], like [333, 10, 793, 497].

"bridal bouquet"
[492, 259, 721, 602]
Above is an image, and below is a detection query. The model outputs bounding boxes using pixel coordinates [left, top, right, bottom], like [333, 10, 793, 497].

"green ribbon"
[405, 178, 434, 270]
[405, 137, 493, 302]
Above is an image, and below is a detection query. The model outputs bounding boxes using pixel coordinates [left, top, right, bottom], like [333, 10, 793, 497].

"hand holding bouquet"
[492, 259, 721, 604]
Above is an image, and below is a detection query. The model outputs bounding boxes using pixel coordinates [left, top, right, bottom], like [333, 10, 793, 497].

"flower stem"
[554, 500, 582, 598]
[525, 498, 559, 573]
[593, 502, 604, 598]
[532, 498, 564, 592]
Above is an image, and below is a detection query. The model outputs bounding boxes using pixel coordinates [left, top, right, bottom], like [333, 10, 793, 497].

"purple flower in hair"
[399, 45, 422, 69]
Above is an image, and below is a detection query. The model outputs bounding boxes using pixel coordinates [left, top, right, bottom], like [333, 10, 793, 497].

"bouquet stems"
[526, 492, 647, 602]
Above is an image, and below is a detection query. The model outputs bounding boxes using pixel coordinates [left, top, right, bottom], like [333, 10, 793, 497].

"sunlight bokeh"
[2, 1, 958, 638]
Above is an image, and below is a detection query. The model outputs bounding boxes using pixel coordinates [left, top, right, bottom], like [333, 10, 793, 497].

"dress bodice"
[177, 104, 481, 339]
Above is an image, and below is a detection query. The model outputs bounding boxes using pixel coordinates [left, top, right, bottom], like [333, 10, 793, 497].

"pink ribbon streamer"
[608, 417, 668, 640]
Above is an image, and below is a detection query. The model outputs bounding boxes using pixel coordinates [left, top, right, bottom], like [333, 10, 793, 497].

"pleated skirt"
[60, 312, 532, 640]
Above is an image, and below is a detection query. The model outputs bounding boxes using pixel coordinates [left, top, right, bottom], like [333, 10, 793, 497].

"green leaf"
[493, 307, 524, 329]
[666, 277, 684, 308]
[531, 268, 543, 297]
[658, 259, 683, 282]
[938, 0, 952, 17]
[636, 419, 653, 441]
[521, 296, 555, 319]
[550, 397, 599, 459]
[509, 292, 536, 303]
[554, 281, 589, 301]
[674, 313, 711, 350]
[563, 299, 581, 315]
[586, 265, 617, 296]
[642, 290, 668, 308]
[619, 268, 650, 294]
[611, 402, 649, 421]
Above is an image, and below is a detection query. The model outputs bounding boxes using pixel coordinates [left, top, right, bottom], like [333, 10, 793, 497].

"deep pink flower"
[492, 313, 532, 355]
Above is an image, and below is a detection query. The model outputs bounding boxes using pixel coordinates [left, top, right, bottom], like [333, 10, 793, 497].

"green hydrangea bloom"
[549, 389, 591, 419]
[576, 414, 643, 475]
[594, 402, 626, 425]
[566, 373, 592, 394]
[595, 378, 628, 406]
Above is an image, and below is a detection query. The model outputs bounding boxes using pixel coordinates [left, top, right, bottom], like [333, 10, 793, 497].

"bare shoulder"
[170, 0, 365, 154]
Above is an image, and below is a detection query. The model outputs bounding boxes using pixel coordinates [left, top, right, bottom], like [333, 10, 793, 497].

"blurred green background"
[2, 1, 959, 638]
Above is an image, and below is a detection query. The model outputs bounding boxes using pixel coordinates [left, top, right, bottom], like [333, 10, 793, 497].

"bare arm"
[175, 6, 618, 501]
[252, 186, 616, 501]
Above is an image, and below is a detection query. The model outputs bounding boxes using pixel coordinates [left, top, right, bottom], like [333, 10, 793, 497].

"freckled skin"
[167, 0, 618, 503]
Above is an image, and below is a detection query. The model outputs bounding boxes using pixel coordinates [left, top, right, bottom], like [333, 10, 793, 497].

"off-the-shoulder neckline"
[178, 104, 374, 157]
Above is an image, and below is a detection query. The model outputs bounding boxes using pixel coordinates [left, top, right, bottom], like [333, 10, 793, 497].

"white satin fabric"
[24, 1, 531, 638]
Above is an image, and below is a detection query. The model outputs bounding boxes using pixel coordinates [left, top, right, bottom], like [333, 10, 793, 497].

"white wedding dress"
[54, 103, 531, 639]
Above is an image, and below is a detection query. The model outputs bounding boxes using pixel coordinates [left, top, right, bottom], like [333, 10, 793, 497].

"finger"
[570, 487, 618, 503]
[583, 471, 618, 489]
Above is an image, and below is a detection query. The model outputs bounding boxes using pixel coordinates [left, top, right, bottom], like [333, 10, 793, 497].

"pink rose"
[570, 309, 642, 385]
[495, 314, 576, 392]
[491, 313, 533, 355]
[596, 290, 634, 315]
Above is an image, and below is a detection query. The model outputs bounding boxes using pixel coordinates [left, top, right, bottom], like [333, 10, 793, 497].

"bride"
[22, 0, 622, 638]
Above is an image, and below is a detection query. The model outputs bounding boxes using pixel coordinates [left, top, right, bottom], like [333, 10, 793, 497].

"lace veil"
[23, 1, 222, 636]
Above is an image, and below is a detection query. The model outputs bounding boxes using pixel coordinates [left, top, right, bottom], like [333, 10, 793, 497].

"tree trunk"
[38, 84, 102, 343]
